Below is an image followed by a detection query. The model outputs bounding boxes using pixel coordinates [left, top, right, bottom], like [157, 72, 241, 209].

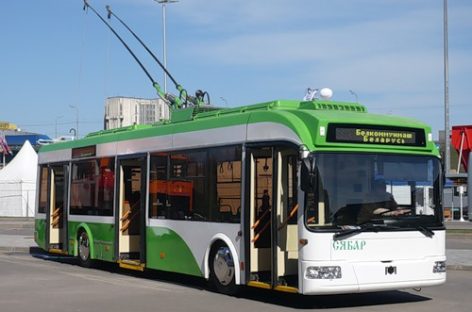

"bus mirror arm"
[301, 156, 316, 192]
[440, 159, 446, 187]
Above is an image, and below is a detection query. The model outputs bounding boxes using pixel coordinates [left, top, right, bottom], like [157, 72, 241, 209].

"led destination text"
[327, 124, 425, 147]
[355, 129, 414, 145]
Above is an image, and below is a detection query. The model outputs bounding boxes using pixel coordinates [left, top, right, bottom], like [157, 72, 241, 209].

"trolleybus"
[35, 99, 446, 295]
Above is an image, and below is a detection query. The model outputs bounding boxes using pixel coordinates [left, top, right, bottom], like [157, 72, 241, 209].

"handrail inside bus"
[251, 208, 270, 230]
[277, 203, 299, 231]
[120, 203, 141, 233]
[252, 221, 270, 243]
[51, 207, 62, 228]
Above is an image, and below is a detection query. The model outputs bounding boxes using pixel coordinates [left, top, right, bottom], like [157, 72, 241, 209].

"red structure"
[451, 125, 472, 172]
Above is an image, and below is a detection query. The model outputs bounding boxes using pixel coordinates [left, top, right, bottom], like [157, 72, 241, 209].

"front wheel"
[209, 242, 238, 295]
[77, 231, 93, 267]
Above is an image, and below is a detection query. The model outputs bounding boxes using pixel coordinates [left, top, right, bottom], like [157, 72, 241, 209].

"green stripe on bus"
[146, 226, 202, 277]
[34, 219, 46, 249]
[68, 221, 115, 262]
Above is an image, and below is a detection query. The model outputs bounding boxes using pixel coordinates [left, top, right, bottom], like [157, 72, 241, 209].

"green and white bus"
[35, 99, 446, 295]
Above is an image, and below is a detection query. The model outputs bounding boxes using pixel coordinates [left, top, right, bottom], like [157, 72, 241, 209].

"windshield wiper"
[333, 225, 364, 240]
[333, 221, 400, 240]
[414, 225, 435, 238]
[385, 216, 435, 238]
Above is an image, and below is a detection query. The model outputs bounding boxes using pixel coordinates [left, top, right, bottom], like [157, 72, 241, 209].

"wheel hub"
[213, 247, 235, 286]
[78, 233, 90, 261]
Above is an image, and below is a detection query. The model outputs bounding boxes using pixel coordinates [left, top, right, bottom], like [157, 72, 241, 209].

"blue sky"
[1, 0, 470, 139]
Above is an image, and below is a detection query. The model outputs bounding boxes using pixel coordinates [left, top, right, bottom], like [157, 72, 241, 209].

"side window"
[98, 158, 115, 213]
[147, 146, 242, 223]
[38, 165, 49, 214]
[212, 146, 242, 223]
[170, 151, 207, 221]
[149, 153, 168, 219]
[70, 158, 115, 216]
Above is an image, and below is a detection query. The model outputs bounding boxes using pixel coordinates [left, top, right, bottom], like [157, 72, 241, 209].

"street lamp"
[349, 90, 358, 103]
[444, 0, 451, 177]
[55, 115, 63, 138]
[154, 0, 178, 94]
[220, 97, 228, 107]
[69, 105, 79, 139]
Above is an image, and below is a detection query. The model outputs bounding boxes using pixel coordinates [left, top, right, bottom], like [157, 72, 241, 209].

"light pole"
[349, 90, 358, 103]
[220, 97, 228, 107]
[69, 105, 79, 139]
[444, 0, 451, 177]
[55, 115, 63, 138]
[154, 0, 178, 94]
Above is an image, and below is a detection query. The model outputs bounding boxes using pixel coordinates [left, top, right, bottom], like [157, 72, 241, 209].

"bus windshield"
[304, 153, 442, 229]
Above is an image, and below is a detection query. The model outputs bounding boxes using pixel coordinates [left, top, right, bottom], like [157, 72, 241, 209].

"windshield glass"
[304, 153, 442, 229]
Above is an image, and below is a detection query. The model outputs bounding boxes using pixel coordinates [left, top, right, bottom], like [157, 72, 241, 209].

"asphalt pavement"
[0, 217, 471, 270]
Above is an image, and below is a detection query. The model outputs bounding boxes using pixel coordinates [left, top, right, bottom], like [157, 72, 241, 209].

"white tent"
[0, 140, 37, 217]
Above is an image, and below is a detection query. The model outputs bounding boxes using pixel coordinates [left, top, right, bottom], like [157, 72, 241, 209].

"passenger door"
[245, 146, 299, 291]
[115, 156, 147, 268]
[46, 163, 69, 254]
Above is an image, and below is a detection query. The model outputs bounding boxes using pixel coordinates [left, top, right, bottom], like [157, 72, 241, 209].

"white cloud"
[181, 4, 443, 65]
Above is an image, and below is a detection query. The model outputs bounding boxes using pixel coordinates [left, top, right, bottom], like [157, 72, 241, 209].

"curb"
[0, 246, 33, 253]
[446, 230, 472, 235]
[447, 265, 472, 272]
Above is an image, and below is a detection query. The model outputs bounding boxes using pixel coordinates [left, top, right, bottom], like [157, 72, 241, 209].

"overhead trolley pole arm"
[105, 4, 187, 109]
[82, 0, 171, 107]
[83, 1, 210, 109]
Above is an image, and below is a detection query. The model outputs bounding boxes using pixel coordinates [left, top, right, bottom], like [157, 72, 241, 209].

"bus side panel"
[146, 226, 202, 277]
[34, 218, 47, 250]
[68, 221, 115, 262]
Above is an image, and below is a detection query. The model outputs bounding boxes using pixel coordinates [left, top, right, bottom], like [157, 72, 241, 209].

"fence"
[0, 181, 35, 217]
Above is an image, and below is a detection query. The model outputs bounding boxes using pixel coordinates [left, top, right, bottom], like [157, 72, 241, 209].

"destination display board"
[327, 124, 426, 147]
[72, 145, 96, 158]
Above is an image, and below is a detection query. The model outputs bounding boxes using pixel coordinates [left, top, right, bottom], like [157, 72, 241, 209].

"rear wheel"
[78, 231, 92, 267]
[209, 242, 238, 295]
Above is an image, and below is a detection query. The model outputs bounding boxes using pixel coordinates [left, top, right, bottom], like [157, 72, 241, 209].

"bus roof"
[39, 99, 438, 156]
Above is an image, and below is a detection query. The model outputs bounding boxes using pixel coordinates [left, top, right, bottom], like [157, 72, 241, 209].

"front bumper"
[300, 256, 446, 295]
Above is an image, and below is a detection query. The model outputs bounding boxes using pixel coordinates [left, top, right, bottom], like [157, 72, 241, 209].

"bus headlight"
[433, 261, 446, 273]
[306, 266, 342, 279]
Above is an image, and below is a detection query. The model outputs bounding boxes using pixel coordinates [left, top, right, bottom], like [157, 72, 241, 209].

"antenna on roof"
[303, 88, 318, 101]
[303, 87, 333, 101]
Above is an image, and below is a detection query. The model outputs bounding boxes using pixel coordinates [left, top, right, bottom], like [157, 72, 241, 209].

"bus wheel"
[210, 242, 238, 295]
[78, 231, 92, 267]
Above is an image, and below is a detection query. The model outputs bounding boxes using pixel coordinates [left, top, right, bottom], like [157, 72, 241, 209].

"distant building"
[104, 97, 170, 130]
[0, 121, 18, 131]
[1, 122, 51, 168]
[437, 130, 466, 175]
[437, 129, 470, 220]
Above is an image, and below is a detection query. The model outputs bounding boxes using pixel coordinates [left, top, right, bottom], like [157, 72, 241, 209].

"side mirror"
[301, 155, 316, 192]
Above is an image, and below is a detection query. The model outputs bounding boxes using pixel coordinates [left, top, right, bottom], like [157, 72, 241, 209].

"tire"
[77, 230, 93, 268]
[209, 241, 238, 295]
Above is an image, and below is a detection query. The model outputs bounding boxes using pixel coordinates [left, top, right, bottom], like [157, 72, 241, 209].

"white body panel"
[148, 219, 241, 283]
[299, 229, 446, 294]
[38, 122, 301, 164]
